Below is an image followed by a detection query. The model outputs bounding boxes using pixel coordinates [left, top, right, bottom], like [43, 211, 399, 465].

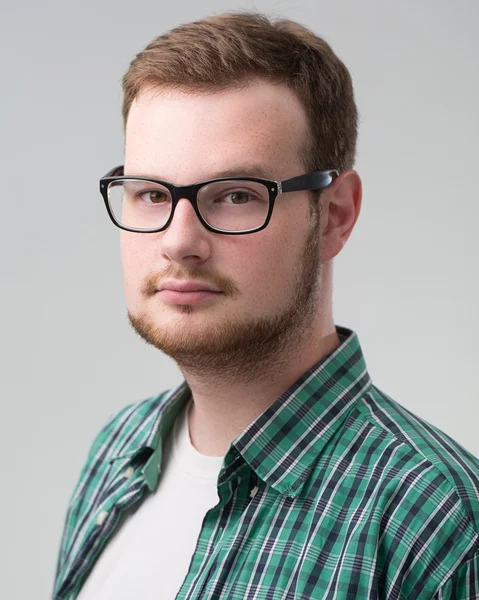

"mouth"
[157, 289, 223, 305]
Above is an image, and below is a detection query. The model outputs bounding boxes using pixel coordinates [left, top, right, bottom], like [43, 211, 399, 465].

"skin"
[122, 80, 362, 456]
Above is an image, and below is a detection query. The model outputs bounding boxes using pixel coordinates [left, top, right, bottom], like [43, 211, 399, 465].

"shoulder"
[86, 389, 172, 462]
[356, 385, 479, 533]
[65, 388, 174, 505]
[332, 386, 479, 596]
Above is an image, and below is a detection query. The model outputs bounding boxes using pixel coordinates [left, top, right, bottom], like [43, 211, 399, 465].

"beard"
[128, 210, 323, 383]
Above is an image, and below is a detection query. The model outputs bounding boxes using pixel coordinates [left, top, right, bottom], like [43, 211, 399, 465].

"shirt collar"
[232, 326, 372, 496]
[117, 326, 372, 496]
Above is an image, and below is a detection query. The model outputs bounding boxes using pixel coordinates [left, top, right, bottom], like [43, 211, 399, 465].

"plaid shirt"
[53, 326, 479, 599]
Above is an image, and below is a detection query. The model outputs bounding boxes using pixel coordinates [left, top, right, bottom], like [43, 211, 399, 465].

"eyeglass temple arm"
[280, 170, 339, 193]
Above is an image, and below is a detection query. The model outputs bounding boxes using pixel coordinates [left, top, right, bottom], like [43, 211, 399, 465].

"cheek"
[120, 234, 151, 293]
[243, 235, 300, 303]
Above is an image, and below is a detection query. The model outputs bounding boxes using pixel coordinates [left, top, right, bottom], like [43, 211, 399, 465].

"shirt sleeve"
[433, 552, 479, 600]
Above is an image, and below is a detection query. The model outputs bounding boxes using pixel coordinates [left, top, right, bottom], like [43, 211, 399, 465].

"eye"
[220, 190, 258, 204]
[138, 190, 169, 204]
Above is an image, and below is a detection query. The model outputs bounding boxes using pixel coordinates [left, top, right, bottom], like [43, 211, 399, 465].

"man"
[53, 11, 479, 600]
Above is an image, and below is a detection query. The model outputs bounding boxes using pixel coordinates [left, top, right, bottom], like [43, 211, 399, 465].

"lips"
[158, 280, 221, 293]
[157, 288, 222, 305]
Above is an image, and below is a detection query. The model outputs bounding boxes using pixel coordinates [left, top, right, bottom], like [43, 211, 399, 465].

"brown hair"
[122, 11, 357, 178]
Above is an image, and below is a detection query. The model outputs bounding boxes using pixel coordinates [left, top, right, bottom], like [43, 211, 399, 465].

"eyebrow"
[128, 164, 276, 182]
[210, 165, 274, 180]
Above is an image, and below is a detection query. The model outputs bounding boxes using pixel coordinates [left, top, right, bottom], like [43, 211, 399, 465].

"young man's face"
[122, 80, 325, 377]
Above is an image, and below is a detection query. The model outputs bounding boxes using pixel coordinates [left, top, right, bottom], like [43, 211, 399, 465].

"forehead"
[124, 80, 309, 182]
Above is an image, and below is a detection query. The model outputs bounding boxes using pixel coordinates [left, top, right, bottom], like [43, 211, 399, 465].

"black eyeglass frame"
[99, 165, 339, 235]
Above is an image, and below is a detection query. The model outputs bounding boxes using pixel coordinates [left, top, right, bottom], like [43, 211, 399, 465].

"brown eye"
[140, 190, 169, 204]
[220, 190, 258, 204]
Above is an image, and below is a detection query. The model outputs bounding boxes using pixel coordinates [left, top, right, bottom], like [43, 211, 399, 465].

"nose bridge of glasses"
[170, 182, 203, 206]
[167, 183, 206, 230]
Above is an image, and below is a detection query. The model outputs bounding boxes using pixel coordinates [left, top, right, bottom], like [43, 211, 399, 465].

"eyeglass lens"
[107, 179, 271, 232]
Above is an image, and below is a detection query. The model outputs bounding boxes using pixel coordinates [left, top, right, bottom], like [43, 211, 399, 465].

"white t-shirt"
[77, 400, 225, 600]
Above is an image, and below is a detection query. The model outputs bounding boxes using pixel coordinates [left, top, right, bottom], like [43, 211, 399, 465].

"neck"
[183, 314, 340, 456]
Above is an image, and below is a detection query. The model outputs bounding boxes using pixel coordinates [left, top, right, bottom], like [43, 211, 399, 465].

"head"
[118, 12, 361, 379]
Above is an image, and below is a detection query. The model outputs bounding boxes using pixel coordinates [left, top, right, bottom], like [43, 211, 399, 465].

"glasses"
[99, 165, 339, 235]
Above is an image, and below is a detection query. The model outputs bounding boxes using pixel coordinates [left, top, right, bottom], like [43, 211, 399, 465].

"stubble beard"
[128, 213, 323, 383]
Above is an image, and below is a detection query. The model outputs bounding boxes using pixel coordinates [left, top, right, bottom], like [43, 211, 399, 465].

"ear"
[320, 170, 362, 261]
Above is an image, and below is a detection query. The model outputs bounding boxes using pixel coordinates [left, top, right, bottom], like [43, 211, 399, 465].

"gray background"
[1, 0, 478, 597]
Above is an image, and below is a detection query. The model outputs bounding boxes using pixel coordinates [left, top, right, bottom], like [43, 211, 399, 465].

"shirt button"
[250, 486, 259, 499]
[96, 510, 108, 526]
[124, 466, 135, 479]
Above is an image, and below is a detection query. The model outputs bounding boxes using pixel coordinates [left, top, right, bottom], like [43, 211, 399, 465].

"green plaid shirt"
[53, 326, 479, 599]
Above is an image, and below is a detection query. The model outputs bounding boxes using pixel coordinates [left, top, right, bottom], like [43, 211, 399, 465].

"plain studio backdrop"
[1, 0, 477, 597]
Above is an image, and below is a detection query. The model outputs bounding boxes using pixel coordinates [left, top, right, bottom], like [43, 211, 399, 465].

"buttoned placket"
[58, 459, 146, 599]
[175, 455, 264, 600]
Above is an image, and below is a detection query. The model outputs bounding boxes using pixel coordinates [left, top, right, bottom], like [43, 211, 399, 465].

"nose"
[159, 197, 212, 264]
